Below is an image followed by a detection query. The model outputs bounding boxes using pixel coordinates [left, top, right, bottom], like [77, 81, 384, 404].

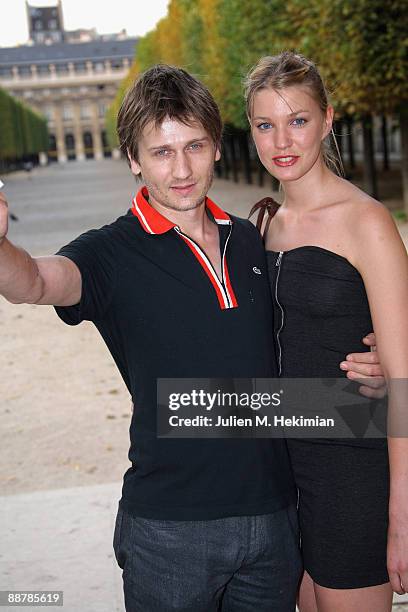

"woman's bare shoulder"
[330, 178, 392, 226]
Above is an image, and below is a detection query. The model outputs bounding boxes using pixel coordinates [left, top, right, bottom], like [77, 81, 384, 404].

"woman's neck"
[280, 159, 338, 212]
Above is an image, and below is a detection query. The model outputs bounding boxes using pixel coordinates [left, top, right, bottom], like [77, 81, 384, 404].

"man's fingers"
[358, 384, 387, 399]
[345, 351, 379, 364]
[362, 333, 376, 347]
[346, 370, 385, 386]
[342, 361, 384, 377]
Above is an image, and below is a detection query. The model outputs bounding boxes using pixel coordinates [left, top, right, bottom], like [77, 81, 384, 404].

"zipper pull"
[276, 251, 283, 267]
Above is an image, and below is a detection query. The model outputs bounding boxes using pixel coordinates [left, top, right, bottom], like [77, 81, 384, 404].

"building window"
[56, 63, 69, 75]
[101, 130, 111, 157]
[48, 19, 57, 29]
[62, 104, 73, 121]
[18, 65, 31, 76]
[80, 102, 91, 119]
[98, 102, 107, 118]
[34, 20, 43, 30]
[0, 67, 12, 78]
[75, 62, 86, 73]
[65, 133, 76, 160]
[48, 134, 57, 162]
[93, 62, 105, 73]
[43, 105, 54, 121]
[38, 64, 50, 75]
[83, 132, 94, 159]
[111, 60, 123, 70]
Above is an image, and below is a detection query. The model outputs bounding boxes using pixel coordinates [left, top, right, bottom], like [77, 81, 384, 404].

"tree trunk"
[346, 116, 355, 171]
[258, 159, 264, 187]
[222, 137, 230, 180]
[381, 115, 389, 171]
[215, 158, 222, 178]
[240, 131, 252, 184]
[271, 175, 280, 192]
[362, 114, 378, 199]
[334, 119, 344, 160]
[400, 107, 408, 214]
[229, 132, 239, 183]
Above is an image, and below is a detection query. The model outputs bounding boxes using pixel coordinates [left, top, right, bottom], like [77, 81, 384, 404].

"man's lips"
[272, 156, 300, 167]
[170, 183, 196, 195]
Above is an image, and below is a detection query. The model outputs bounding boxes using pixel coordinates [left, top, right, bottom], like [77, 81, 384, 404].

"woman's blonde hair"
[244, 51, 343, 176]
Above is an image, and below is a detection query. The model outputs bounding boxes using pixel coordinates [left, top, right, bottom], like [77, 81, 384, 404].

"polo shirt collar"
[131, 186, 232, 235]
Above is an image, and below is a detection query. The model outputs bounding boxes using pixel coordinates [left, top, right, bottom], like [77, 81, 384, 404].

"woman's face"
[250, 85, 333, 183]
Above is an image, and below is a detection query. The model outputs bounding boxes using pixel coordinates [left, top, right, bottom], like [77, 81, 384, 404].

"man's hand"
[339, 333, 386, 398]
[0, 190, 9, 244]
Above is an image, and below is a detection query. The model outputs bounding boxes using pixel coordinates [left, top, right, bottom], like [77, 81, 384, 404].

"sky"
[0, 0, 170, 47]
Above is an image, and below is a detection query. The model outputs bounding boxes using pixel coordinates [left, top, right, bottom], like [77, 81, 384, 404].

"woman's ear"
[324, 105, 335, 139]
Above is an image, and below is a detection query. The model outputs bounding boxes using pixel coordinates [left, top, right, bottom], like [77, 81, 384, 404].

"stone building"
[0, 2, 137, 163]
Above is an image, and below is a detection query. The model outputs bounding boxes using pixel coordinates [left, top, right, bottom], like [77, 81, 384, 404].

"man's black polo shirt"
[55, 187, 295, 519]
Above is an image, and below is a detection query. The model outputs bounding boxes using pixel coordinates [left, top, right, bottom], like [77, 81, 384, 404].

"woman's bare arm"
[352, 200, 408, 595]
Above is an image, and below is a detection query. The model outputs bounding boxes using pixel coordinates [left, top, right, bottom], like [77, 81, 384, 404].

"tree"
[285, 0, 407, 204]
[0, 88, 48, 165]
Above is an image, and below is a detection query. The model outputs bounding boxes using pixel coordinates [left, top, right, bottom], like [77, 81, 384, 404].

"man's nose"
[172, 152, 193, 180]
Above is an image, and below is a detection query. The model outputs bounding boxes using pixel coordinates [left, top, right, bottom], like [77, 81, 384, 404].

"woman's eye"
[256, 122, 272, 130]
[292, 117, 307, 127]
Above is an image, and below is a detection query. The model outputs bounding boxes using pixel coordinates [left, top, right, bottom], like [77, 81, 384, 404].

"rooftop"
[0, 38, 138, 65]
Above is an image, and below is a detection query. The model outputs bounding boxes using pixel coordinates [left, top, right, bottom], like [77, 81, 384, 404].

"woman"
[245, 52, 408, 612]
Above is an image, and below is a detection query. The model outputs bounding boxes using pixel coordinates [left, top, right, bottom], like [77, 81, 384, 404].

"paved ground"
[1, 159, 407, 611]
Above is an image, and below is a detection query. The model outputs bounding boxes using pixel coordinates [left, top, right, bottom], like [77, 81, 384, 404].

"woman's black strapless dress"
[267, 246, 389, 589]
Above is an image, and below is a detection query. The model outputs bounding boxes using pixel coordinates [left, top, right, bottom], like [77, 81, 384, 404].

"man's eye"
[155, 149, 169, 157]
[189, 143, 203, 150]
[292, 117, 307, 127]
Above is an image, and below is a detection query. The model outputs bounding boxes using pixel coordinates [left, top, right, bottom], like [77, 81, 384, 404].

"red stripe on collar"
[131, 187, 232, 234]
[204, 196, 232, 224]
[131, 187, 175, 234]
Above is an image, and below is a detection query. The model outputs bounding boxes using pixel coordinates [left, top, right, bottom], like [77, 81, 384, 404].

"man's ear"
[127, 148, 141, 175]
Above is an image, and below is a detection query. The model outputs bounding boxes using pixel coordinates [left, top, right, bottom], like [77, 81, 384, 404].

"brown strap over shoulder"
[249, 197, 280, 239]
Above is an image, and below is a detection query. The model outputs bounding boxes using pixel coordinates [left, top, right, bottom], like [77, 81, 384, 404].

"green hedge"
[0, 87, 48, 160]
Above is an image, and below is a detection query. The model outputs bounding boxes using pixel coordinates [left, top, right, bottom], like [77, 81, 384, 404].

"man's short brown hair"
[117, 64, 223, 165]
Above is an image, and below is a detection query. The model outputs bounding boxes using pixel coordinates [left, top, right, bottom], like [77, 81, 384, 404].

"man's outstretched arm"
[0, 191, 81, 306]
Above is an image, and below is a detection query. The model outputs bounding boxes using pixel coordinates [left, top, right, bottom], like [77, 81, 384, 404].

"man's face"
[129, 117, 221, 213]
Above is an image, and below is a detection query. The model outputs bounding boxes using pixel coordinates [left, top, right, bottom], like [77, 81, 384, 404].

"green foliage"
[284, 0, 407, 114]
[393, 209, 408, 222]
[107, 0, 407, 131]
[218, 0, 294, 127]
[0, 88, 48, 160]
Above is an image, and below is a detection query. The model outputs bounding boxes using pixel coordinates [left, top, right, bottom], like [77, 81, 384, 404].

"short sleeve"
[54, 226, 117, 325]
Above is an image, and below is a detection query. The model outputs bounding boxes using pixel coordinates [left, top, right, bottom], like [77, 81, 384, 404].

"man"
[0, 65, 384, 611]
